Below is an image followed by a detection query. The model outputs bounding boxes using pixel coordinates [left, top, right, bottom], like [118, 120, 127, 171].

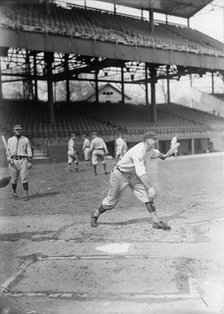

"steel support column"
[45, 52, 54, 125]
[211, 71, 214, 94]
[150, 65, 157, 122]
[167, 65, 170, 103]
[145, 63, 149, 106]
[121, 65, 125, 103]
[33, 52, 38, 102]
[64, 54, 70, 103]
[95, 70, 99, 103]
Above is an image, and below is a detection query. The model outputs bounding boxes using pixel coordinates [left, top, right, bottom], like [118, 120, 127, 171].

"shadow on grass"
[29, 191, 60, 199]
[99, 217, 152, 226]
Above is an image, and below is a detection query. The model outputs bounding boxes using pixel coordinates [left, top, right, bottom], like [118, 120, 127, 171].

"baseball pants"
[83, 147, 91, 161]
[9, 158, 29, 184]
[68, 150, 78, 164]
[92, 149, 106, 165]
[102, 168, 151, 210]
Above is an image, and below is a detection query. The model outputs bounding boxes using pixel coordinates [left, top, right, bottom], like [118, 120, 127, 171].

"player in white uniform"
[170, 135, 178, 157]
[115, 134, 128, 162]
[67, 133, 79, 172]
[82, 134, 91, 167]
[91, 131, 171, 230]
[6, 124, 32, 200]
[90, 131, 109, 176]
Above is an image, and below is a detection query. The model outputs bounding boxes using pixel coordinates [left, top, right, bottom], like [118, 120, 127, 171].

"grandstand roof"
[94, 0, 213, 19]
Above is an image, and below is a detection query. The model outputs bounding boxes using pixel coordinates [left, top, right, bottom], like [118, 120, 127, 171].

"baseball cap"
[14, 124, 22, 130]
[142, 131, 158, 141]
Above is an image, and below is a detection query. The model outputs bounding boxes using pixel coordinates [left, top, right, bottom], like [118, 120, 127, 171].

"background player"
[170, 135, 179, 157]
[91, 131, 171, 230]
[6, 124, 32, 200]
[115, 133, 128, 162]
[90, 131, 109, 176]
[67, 133, 79, 172]
[82, 134, 91, 167]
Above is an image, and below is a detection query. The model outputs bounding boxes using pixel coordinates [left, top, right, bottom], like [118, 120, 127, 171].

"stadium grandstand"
[0, 0, 224, 162]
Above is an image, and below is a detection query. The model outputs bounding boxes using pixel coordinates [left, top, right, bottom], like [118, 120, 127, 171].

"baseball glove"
[0, 176, 11, 188]
[152, 221, 171, 230]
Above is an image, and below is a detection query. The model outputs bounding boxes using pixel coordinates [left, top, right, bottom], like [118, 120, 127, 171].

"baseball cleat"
[91, 213, 98, 227]
[152, 221, 171, 230]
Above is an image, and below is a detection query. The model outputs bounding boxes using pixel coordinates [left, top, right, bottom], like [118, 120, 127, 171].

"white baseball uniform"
[115, 137, 127, 160]
[90, 136, 108, 165]
[68, 138, 78, 164]
[82, 138, 91, 161]
[102, 142, 161, 209]
[7, 135, 32, 184]
[170, 136, 178, 155]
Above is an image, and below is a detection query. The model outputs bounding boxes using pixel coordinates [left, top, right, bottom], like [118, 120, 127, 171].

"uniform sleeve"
[151, 149, 162, 159]
[82, 140, 85, 150]
[6, 139, 11, 157]
[132, 153, 147, 178]
[26, 139, 33, 157]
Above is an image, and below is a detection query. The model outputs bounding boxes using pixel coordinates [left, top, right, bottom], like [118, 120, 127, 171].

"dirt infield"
[0, 153, 224, 314]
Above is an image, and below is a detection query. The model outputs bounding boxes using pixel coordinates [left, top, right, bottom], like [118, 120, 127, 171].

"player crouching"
[91, 131, 171, 231]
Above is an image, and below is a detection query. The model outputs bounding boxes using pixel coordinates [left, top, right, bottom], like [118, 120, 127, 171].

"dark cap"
[14, 124, 22, 130]
[142, 131, 158, 141]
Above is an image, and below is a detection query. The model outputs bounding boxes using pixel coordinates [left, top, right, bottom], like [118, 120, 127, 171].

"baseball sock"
[12, 183, 17, 195]
[93, 165, 97, 175]
[103, 163, 107, 174]
[23, 183, 29, 198]
[145, 201, 156, 213]
[93, 204, 108, 218]
[145, 201, 161, 224]
[75, 161, 79, 171]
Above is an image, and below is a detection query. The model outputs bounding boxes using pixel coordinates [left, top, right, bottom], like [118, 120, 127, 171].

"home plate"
[95, 243, 131, 254]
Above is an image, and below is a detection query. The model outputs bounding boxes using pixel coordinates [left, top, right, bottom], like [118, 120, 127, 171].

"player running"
[91, 131, 171, 230]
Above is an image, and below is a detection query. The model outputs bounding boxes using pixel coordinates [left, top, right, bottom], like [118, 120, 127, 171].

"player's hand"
[27, 162, 32, 169]
[160, 154, 166, 160]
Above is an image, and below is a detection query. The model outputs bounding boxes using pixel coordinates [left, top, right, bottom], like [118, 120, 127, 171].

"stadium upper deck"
[94, 0, 213, 19]
[0, 2, 224, 57]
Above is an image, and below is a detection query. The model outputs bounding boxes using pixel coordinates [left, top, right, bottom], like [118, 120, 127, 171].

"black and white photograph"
[0, 0, 224, 313]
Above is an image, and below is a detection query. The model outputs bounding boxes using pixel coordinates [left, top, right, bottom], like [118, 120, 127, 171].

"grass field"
[0, 154, 224, 314]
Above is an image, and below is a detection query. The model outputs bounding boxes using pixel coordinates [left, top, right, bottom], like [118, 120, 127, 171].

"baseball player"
[67, 133, 79, 172]
[91, 131, 171, 230]
[82, 134, 91, 167]
[170, 135, 178, 157]
[90, 131, 109, 176]
[6, 124, 32, 200]
[115, 134, 128, 162]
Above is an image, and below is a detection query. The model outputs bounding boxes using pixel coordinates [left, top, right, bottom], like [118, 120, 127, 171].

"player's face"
[14, 127, 22, 136]
[145, 138, 156, 151]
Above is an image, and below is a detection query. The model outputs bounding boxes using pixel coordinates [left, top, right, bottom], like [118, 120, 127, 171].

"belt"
[12, 156, 26, 160]
[94, 148, 104, 150]
[115, 166, 124, 174]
